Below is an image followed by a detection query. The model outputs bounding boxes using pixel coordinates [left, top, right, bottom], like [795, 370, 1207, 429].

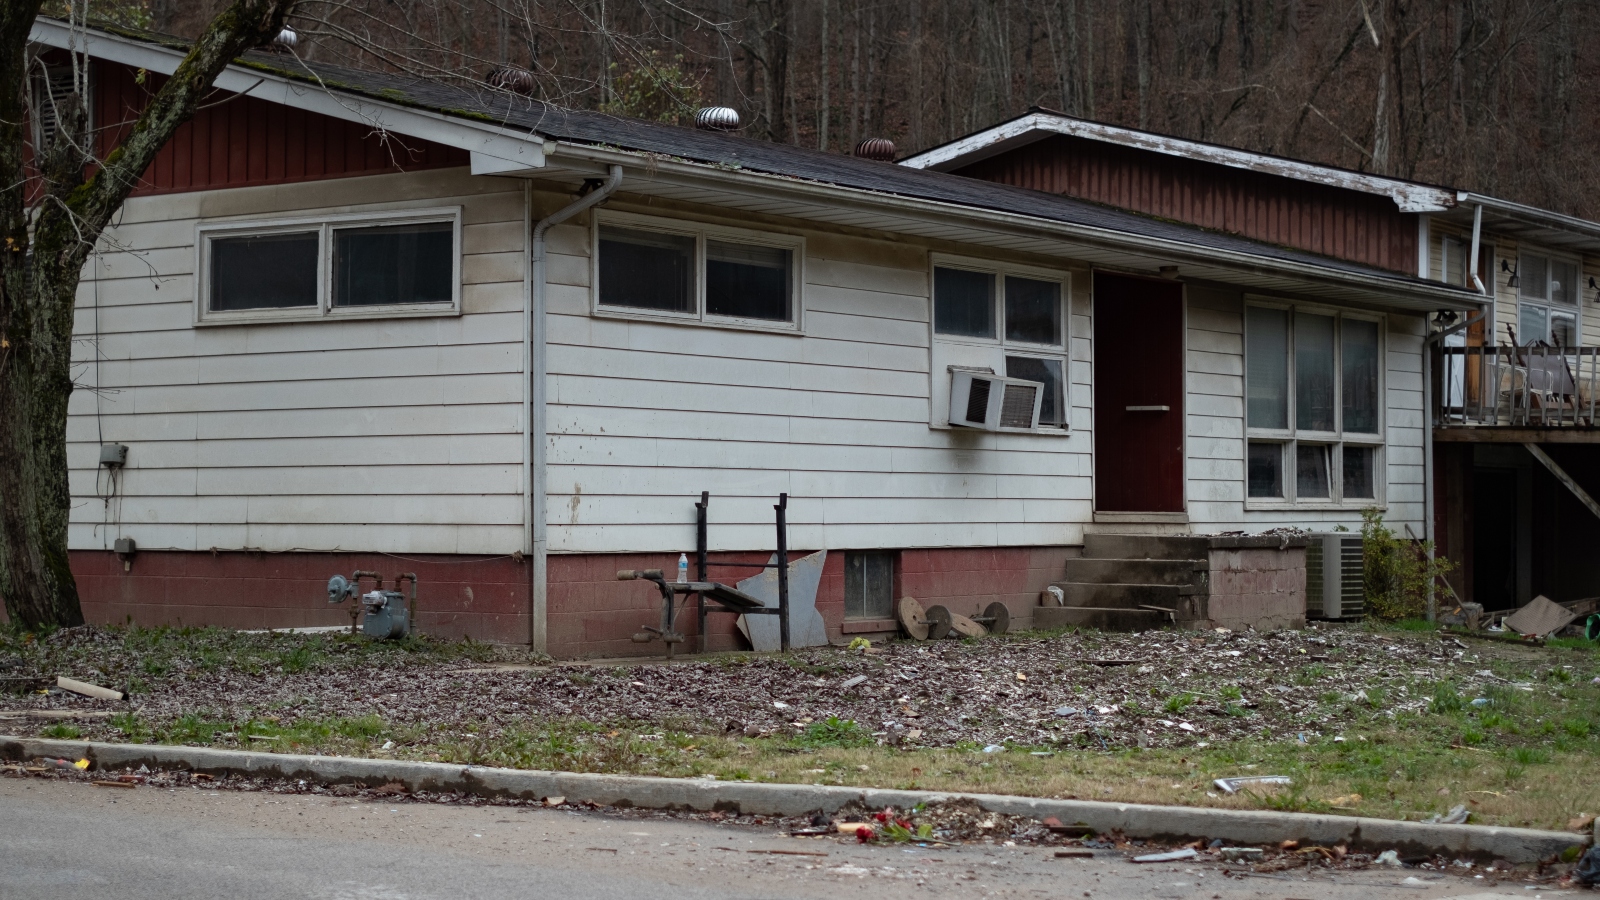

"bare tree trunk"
[1136, 0, 1151, 128]
[818, 0, 829, 149]
[0, 0, 299, 629]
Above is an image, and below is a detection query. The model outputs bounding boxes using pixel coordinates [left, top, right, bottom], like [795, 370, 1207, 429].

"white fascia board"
[1456, 191, 1600, 243]
[548, 142, 1479, 312]
[902, 111, 1455, 214]
[28, 19, 543, 170]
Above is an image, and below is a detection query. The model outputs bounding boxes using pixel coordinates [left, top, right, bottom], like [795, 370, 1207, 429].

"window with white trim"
[593, 212, 803, 330]
[196, 208, 461, 324]
[1517, 250, 1580, 347]
[1245, 303, 1383, 505]
[930, 260, 1070, 429]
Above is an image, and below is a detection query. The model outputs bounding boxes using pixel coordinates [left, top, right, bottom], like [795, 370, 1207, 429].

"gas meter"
[326, 571, 416, 640]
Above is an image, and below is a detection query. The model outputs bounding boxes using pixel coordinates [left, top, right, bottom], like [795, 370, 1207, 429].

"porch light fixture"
[1590, 276, 1600, 303]
[1502, 258, 1519, 288]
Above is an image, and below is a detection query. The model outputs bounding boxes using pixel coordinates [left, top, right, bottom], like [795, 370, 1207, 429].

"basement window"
[594, 212, 803, 331]
[196, 208, 461, 324]
[844, 551, 895, 620]
[1244, 302, 1383, 506]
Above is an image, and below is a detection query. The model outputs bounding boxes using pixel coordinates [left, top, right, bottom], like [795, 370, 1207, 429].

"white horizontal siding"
[545, 208, 1093, 554]
[69, 168, 526, 554]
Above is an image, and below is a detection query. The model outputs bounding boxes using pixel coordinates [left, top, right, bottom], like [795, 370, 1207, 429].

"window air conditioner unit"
[1305, 533, 1364, 619]
[949, 368, 1044, 431]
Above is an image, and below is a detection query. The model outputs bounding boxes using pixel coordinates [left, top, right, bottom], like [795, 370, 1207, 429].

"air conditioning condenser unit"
[1306, 532, 1364, 619]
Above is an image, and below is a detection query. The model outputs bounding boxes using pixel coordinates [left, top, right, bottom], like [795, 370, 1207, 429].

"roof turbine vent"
[854, 138, 897, 161]
[270, 26, 298, 51]
[694, 107, 741, 132]
[485, 67, 536, 96]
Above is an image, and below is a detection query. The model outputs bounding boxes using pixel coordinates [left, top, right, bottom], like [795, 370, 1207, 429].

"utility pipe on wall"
[525, 164, 624, 651]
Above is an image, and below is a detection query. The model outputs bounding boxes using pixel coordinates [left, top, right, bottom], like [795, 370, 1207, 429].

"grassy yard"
[9, 619, 1596, 833]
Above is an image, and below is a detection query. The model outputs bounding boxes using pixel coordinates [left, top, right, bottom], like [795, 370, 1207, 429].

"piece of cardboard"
[736, 550, 829, 650]
[1503, 594, 1578, 637]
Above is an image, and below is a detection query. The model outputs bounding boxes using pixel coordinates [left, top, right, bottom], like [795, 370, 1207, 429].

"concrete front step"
[1060, 557, 1205, 586]
[1035, 606, 1167, 631]
[1083, 533, 1213, 561]
[1050, 581, 1186, 609]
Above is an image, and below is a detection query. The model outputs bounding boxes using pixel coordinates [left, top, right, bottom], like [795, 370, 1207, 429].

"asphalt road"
[0, 776, 1565, 900]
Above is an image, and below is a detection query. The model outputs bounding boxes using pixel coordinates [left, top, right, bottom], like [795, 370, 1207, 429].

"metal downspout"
[526, 165, 624, 652]
[1468, 203, 1485, 294]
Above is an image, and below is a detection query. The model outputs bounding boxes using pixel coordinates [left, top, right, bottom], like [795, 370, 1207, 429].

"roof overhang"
[1436, 192, 1600, 257]
[899, 111, 1459, 214]
[28, 18, 546, 171]
[535, 142, 1479, 314]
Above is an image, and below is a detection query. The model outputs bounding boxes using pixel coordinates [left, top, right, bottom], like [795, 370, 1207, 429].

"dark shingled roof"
[219, 47, 1466, 294]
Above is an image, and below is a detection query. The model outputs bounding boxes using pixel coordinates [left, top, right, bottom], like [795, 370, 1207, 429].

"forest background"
[92, 1, 1600, 217]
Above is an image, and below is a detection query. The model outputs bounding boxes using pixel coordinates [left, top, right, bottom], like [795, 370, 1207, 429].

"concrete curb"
[3, 735, 1586, 864]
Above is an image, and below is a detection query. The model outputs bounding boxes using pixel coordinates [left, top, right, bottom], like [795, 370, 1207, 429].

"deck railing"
[1434, 345, 1600, 428]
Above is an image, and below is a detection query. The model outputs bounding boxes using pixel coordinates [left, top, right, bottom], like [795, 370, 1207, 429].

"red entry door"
[1093, 272, 1185, 513]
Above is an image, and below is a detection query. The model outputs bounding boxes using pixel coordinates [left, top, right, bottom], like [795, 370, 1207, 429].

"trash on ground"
[1212, 775, 1291, 794]
[982, 744, 1005, 754]
[839, 675, 867, 691]
[1219, 847, 1263, 861]
[56, 676, 122, 701]
[1576, 845, 1600, 886]
[1375, 849, 1402, 867]
[91, 779, 135, 788]
[1132, 847, 1198, 863]
[1422, 804, 1469, 825]
[1054, 849, 1095, 858]
[1502, 595, 1578, 638]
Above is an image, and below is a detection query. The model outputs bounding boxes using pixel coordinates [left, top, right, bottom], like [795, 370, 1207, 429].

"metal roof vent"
[271, 26, 297, 51]
[854, 138, 897, 161]
[694, 107, 741, 132]
[485, 67, 536, 95]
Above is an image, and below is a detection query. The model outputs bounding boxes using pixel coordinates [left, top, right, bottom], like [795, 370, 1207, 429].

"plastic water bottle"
[678, 553, 689, 584]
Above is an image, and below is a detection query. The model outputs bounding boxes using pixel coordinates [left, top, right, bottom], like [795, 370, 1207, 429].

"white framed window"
[592, 211, 804, 332]
[1517, 249, 1580, 347]
[929, 255, 1071, 431]
[1244, 301, 1384, 508]
[195, 207, 462, 325]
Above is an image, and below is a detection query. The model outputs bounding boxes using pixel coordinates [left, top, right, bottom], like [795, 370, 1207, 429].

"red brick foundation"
[68, 545, 1071, 658]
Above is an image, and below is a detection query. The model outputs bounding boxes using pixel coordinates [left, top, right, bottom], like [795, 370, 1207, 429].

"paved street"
[0, 776, 1569, 900]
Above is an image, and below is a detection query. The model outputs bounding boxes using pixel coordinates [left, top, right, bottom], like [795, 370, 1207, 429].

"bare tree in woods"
[0, 0, 298, 629]
[241, 0, 1591, 218]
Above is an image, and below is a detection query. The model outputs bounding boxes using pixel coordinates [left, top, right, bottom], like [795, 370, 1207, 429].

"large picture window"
[196, 209, 461, 324]
[1245, 303, 1382, 506]
[1517, 250, 1580, 347]
[594, 213, 802, 330]
[931, 261, 1070, 429]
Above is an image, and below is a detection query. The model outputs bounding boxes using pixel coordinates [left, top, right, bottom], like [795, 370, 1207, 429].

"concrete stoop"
[0, 736, 1583, 864]
[1037, 533, 1310, 632]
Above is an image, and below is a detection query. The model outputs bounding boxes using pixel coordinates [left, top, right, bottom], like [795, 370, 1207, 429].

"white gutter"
[1468, 203, 1486, 294]
[524, 165, 623, 652]
[1456, 190, 1600, 243]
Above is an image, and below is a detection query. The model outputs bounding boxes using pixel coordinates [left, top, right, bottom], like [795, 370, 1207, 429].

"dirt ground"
[2, 621, 1598, 831]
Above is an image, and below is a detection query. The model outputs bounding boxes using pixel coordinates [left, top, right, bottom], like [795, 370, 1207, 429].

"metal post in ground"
[775, 493, 789, 652]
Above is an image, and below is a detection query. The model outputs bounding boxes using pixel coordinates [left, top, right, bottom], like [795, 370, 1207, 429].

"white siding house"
[39, 21, 1481, 654]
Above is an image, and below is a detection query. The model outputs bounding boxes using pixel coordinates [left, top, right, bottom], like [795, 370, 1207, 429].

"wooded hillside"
[138, 0, 1599, 218]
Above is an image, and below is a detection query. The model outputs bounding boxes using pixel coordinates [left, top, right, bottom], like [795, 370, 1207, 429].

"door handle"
[1125, 405, 1171, 412]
